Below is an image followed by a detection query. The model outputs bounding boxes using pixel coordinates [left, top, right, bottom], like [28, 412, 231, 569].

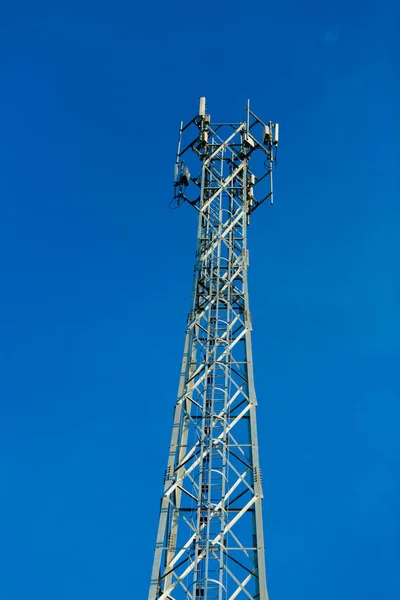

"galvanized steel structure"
[148, 98, 279, 600]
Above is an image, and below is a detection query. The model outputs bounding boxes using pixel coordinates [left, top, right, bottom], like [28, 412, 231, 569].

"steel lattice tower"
[148, 98, 279, 600]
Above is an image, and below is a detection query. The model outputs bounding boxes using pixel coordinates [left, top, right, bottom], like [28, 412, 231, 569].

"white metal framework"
[148, 98, 279, 600]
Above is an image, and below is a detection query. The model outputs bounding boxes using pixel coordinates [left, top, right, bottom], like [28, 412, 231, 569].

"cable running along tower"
[148, 98, 279, 600]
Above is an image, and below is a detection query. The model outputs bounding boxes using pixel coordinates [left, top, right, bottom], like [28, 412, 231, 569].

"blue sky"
[0, 1, 399, 598]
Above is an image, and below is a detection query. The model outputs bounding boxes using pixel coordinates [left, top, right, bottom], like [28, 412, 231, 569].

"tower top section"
[148, 96, 279, 600]
[172, 96, 279, 216]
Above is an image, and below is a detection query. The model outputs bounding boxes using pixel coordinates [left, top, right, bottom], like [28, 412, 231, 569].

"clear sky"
[0, 1, 399, 599]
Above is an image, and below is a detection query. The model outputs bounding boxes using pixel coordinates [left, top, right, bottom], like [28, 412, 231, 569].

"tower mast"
[148, 98, 279, 600]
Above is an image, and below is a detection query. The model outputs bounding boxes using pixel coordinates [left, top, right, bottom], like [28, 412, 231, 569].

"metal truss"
[148, 98, 279, 600]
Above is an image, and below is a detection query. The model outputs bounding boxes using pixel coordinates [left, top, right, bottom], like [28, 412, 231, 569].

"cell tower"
[148, 98, 279, 600]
